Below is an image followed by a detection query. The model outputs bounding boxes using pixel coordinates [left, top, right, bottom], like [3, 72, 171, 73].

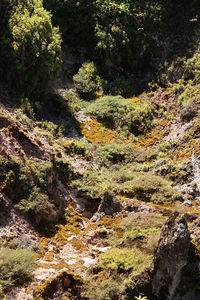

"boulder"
[152, 212, 190, 299]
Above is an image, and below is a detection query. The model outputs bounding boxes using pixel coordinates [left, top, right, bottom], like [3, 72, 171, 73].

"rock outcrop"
[152, 212, 190, 299]
[91, 191, 122, 222]
[124, 212, 191, 300]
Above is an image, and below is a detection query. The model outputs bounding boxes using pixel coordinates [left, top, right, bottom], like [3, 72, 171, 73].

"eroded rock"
[152, 212, 190, 299]
[123, 212, 191, 300]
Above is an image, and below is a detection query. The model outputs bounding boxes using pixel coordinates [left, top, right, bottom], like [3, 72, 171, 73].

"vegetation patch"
[16, 187, 55, 217]
[74, 167, 179, 205]
[61, 138, 92, 159]
[106, 212, 165, 254]
[98, 247, 152, 273]
[0, 248, 35, 292]
[86, 96, 155, 136]
[96, 143, 152, 167]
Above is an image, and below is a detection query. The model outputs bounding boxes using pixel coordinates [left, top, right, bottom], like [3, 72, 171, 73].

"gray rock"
[152, 212, 190, 299]
[183, 200, 192, 206]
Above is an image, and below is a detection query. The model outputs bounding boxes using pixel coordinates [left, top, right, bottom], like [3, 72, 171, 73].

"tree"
[73, 62, 101, 99]
[0, 0, 62, 97]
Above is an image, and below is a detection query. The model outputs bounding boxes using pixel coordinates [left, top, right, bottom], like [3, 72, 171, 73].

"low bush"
[123, 227, 160, 242]
[120, 212, 167, 230]
[16, 187, 55, 215]
[98, 247, 152, 273]
[0, 155, 29, 198]
[74, 170, 106, 199]
[62, 139, 90, 158]
[131, 173, 175, 203]
[20, 98, 36, 120]
[86, 96, 155, 135]
[0, 248, 35, 291]
[83, 277, 123, 300]
[74, 167, 178, 204]
[0, 155, 20, 183]
[51, 152, 71, 182]
[107, 226, 161, 249]
[26, 160, 52, 188]
[96, 143, 147, 167]
[106, 213, 165, 251]
[176, 83, 200, 127]
[183, 52, 200, 84]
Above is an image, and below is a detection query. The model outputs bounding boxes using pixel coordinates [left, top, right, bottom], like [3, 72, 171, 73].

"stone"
[91, 191, 122, 222]
[183, 200, 192, 206]
[152, 212, 190, 299]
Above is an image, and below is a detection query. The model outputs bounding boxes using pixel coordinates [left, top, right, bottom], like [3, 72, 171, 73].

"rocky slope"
[0, 80, 200, 300]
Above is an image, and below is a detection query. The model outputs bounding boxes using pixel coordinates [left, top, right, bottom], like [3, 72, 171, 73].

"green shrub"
[0, 248, 35, 291]
[62, 139, 89, 157]
[106, 213, 164, 255]
[86, 95, 126, 124]
[183, 52, 200, 84]
[107, 226, 161, 248]
[97, 143, 147, 167]
[0, 155, 24, 197]
[0, 155, 20, 181]
[86, 96, 155, 135]
[73, 62, 102, 99]
[74, 170, 107, 200]
[178, 84, 200, 106]
[0, 155, 33, 202]
[130, 172, 180, 204]
[51, 152, 71, 182]
[20, 98, 36, 119]
[98, 247, 152, 273]
[16, 187, 55, 215]
[83, 277, 122, 300]
[74, 166, 177, 204]
[123, 228, 160, 242]
[26, 160, 52, 187]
